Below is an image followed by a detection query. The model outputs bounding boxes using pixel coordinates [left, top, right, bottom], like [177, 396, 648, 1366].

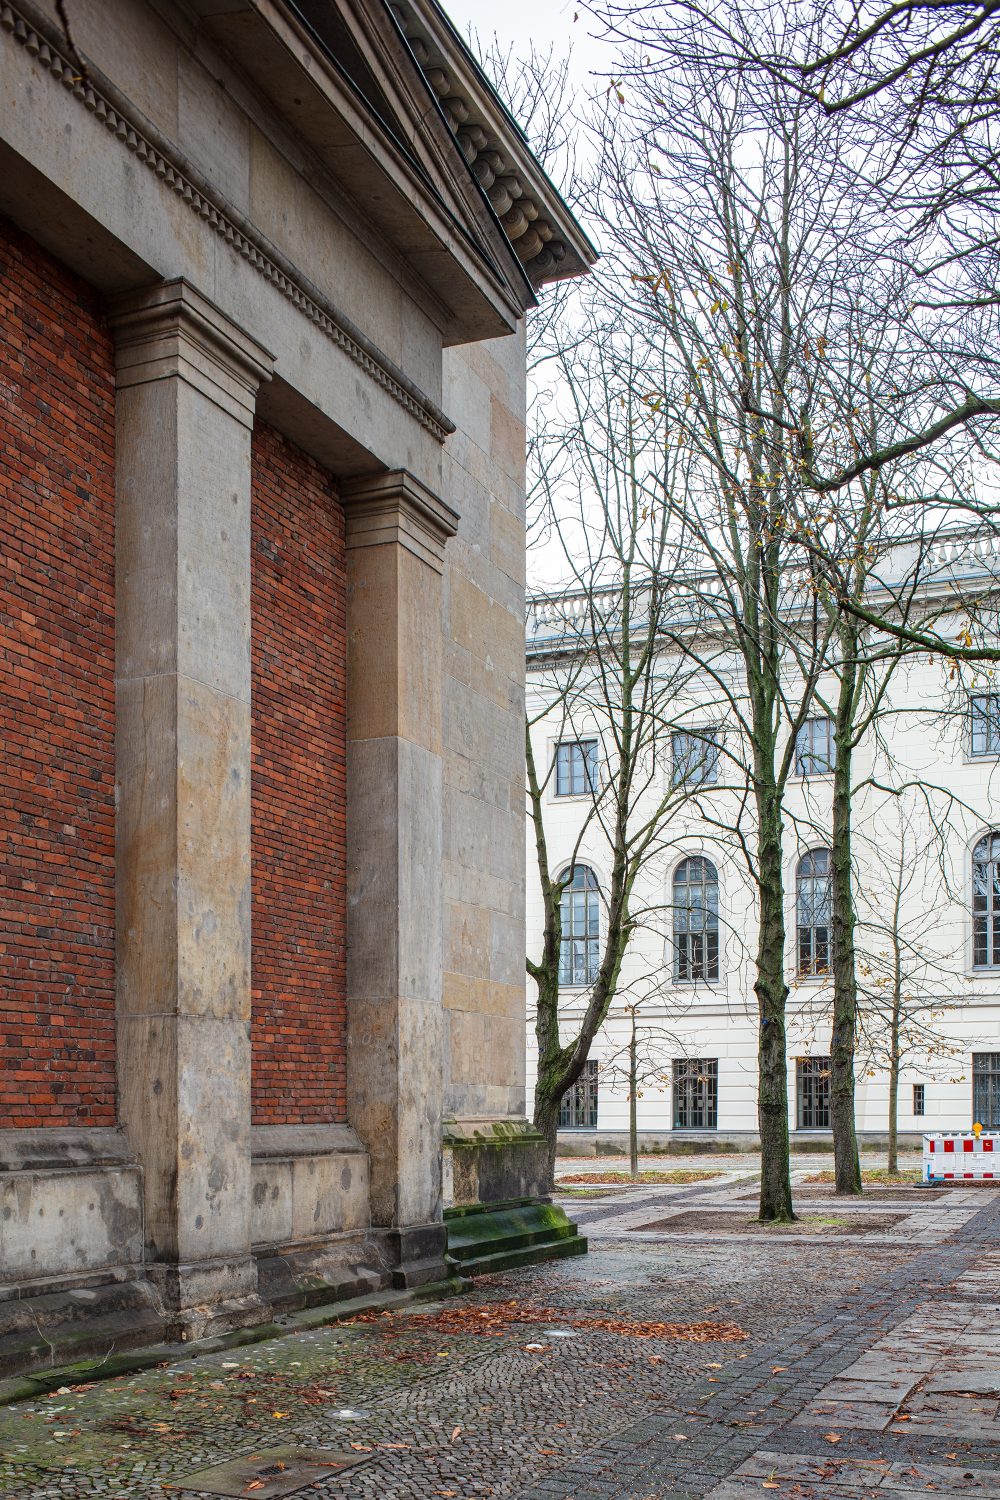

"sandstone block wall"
[441, 326, 529, 1126]
[0, 215, 117, 1128]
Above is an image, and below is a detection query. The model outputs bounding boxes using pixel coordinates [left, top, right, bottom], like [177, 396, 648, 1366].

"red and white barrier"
[923, 1132, 1000, 1182]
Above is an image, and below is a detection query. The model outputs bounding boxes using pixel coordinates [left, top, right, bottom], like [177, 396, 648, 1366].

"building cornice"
[0, 0, 456, 444]
[387, 0, 598, 287]
[342, 469, 460, 574]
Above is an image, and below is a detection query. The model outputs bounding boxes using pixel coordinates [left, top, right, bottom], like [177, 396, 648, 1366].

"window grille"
[796, 1056, 831, 1129]
[973, 1053, 1000, 1129]
[670, 729, 721, 789]
[559, 865, 601, 986]
[673, 856, 720, 981]
[560, 1059, 599, 1128]
[970, 694, 1000, 757]
[554, 739, 598, 796]
[912, 1083, 925, 1117]
[673, 1058, 718, 1129]
[795, 717, 836, 777]
[972, 833, 1000, 969]
[797, 849, 832, 976]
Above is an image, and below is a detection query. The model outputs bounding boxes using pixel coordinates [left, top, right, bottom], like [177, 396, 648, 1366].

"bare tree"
[599, 998, 679, 1177]
[525, 316, 698, 1182]
[853, 780, 992, 1172]
[582, 0, 1000, 497]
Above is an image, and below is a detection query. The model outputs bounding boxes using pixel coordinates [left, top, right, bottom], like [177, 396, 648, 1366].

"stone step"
[453, 1234, 588, 1279]
[445, 1198, 587, 1278]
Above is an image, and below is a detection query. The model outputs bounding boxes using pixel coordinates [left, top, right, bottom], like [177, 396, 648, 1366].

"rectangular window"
[555, 739, 598, 797]
[912, 1083, 925, 1117]
[796, 1056, 831, 1129]
[673, 1058, 719, 1129]
[970, 694, 1000, 758]
[559, 1059, 599, 1128]
[795, 717, 835, 777]
[973, 1053, 1000, 1129]
[671, 729, 721, 789]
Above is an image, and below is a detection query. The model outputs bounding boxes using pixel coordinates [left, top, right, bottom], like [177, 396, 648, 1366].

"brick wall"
[250, 422, 348, 1124]
[0, 216, 117, 1128]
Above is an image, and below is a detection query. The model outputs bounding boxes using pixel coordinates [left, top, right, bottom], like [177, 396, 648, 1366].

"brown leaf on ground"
[824, 1433, 842, 1443]
[349, 1300, 746, 1342]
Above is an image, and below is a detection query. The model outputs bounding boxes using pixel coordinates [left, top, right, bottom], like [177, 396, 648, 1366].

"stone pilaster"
[109, 280, 272, 1329]
[342, 471, 458, 1287]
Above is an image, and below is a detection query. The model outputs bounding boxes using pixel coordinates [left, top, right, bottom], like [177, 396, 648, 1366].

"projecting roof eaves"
[387, 0, 598, 287]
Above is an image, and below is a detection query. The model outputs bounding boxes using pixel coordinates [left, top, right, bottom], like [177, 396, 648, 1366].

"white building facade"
[526, 538, 1000, 1155]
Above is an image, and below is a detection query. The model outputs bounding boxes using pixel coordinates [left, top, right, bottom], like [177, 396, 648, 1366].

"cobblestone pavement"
[1, 1166, 997, 1500]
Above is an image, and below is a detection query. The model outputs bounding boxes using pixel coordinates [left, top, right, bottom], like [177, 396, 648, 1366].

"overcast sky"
[442, 0, 610, 87]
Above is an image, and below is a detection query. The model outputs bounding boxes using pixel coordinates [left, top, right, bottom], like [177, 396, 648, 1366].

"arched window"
[972, 833, 1000, 969]
[797, 849, 832, 976]
[673, 856, 720, 981]
[559, 865, 600, 986]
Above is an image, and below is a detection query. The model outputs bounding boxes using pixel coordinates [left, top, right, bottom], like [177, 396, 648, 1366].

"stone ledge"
[0, 1127, 136, 1172]
[443, 1117, 545, 1148]
[251, 1124, 366, 1160]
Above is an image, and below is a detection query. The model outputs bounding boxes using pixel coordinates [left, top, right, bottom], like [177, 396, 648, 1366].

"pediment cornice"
[387, 0, 596, 288]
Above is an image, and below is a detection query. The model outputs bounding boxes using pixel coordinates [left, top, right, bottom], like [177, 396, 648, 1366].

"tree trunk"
[629, 1017, 638, 1178]
[830, 697, 863, 1196]
[887, 983, 901, 1177]
[533, 1083, 562, 1190]
[756, 796, 795, 1222]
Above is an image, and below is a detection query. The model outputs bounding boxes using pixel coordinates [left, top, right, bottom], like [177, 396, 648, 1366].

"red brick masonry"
[250, 422, 348, 1124]
[0, 217, 117, 1127]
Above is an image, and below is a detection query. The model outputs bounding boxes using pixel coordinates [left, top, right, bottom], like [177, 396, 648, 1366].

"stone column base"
[146, 1257, 266, 1341]
[379, 1223, 453, 1290]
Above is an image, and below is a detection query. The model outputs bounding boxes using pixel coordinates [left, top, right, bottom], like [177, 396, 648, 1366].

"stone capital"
[341, 470, 459, 574]
[108, 279, 273, 426]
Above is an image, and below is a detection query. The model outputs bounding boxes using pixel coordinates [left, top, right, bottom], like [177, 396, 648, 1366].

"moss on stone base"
[444, 1198, 587, 1278]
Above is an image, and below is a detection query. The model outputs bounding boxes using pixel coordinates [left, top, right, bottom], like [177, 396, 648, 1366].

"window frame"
[972, 1053, 1000, 1129]
[672, 1058, 719, 1130]
[796, 1056, 831, 1130]
[912, 1083, 925, 1118]
[971, 832, 1000, 971]
[559, 1058, 600, 1129]
[558, 863, 601, 989]
[670, 727, 722, 791]
[969, 693, 1000, 760]
[553, 738, 599, 799]
[796, 848, 833, 979]
[672, 855, 721, 984]
[795, 716, 836, 779]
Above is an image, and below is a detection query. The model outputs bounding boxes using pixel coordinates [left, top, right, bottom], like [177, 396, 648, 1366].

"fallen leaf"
[451, 1425, 462, 1442]
[271, 1411, 289, 1419]
[824, 1433, 842, 1444]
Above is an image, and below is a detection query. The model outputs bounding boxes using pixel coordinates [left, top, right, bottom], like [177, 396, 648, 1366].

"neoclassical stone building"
[0, 0, 591, 1375]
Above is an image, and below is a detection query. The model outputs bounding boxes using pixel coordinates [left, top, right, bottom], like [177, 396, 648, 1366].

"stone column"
[109, 280, 272, 1330]
[342, 471, 458, 1287]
